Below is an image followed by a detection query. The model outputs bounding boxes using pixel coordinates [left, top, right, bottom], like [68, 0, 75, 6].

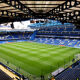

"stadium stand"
[54, 60, 80, 80]
[0, 25, 80, 48]
[29, 20, 63, 28]
[0, 32, 33, 43]
[32, 24, 80, 48]
[0, 69, 13, 80]
[0, 62, 28, 80]
[36, 24, 80, 39]
[33, 38, 80, 48]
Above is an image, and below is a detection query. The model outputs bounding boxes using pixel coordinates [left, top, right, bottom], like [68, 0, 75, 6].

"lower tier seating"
[33, 38, 80, 48]
[0, 32, 33, 41]
[0, 69, 13, 80]
[55, 61, 80, 80]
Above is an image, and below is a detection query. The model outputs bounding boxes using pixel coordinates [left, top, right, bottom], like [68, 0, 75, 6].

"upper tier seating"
[36, 25, 80, 39]
[29, 19, 75, 29]
[29, 20, 63, 28]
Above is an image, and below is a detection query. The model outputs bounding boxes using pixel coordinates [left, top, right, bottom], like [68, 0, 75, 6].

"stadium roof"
[0, 0, 80, 24]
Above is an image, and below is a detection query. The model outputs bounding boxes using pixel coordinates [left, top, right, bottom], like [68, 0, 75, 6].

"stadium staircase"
[30, 30, 37, 40]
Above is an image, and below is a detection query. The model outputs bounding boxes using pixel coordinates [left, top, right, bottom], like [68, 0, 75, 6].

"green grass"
[0, 41, 80, 77]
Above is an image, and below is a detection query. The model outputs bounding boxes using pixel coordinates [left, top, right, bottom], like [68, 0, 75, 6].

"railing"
[29, 24, 76, 29]
[0, 29, 34, 32]
[35, 35, 80, 39]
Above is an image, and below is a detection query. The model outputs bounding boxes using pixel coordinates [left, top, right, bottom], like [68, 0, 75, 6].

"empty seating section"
[33, 24, 80, 48]
[35, 25, 80, 39]
[55, 61, 80, 80]
[0, 32, 32, 41]
[0, 69, 13, 80]
[33, 38, 80, 48]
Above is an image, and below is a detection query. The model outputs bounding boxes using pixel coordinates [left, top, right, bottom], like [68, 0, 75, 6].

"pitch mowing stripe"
[5, 42, 60, 49]
[0, 52, 42, 76]
[5, 43, 42, 50]
[0, 44, 40, 57]
[0, 45, 73, 61]
[0, 42, 80, 76]
[7, 42, 60, 48]
[1, 43, 72, 59]
[1, 43, 78, 59]
[0, 51, 26, 67]
[0, 48, 50, 75]
[1, 43, 79, 59]
[0, 45, 37, 58]
[1, 44, 30, 52]
[12, 42, 67, 50]
[1, 45, 40, 59]
[1, 43, 66, 53]
[0, 44, 51, 59]
[0, 44, 54, 65]
[0, 50, 77, 75]
[0, 47, 48, 75]
[0, 46, 19, 55]
[7, 44, 54, 49]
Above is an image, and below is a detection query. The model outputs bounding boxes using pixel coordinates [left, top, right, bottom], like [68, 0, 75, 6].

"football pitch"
[0, 41, 80, 77]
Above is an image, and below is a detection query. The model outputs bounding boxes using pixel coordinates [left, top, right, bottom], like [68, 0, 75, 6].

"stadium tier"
[0, 69, 12, 80]
[0, 62, 27, 80]
[36, 25, 80, 39]
[54, 60, 80, 80]
[29, 20, 63, 28]
[33, 38, 80, 48]
[0, 32, 33, 41]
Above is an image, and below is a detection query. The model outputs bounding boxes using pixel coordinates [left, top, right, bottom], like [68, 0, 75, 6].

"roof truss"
[0, 0, 80, 24]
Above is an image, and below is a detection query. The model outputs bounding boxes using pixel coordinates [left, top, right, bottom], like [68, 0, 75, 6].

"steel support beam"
[26, 7, 56, 8]
[2, 0, 35, 16]
[47, 0, 80, 15]
[20, 0, 66, 1]
[22, 4, 60, 5]
[46, 0, 80, 23]
[0, 10, 19, 17]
